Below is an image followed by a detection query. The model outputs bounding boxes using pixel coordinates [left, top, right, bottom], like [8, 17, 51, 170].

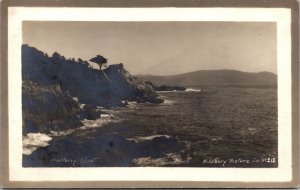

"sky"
[23, 21, 277, 76]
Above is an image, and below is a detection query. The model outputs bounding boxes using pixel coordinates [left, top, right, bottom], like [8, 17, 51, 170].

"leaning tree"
[89, 55, 108, 71]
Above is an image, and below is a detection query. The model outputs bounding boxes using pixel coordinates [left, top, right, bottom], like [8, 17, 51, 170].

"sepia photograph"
[22, 21, 278, 168]
[1, 1, 298, 188]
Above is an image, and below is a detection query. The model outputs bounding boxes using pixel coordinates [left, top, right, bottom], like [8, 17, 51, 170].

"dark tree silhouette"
[52, 52, 61, 59]
[89, 55, 108, 71]
[52, 52, 66, 61]
[83, 61, 90, 67]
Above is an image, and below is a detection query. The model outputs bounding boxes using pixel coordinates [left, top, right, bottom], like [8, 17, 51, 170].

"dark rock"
[144, 81, 186, 91]
[22, 45, 163, 108]
[80, 104, 101, 120]
[22, 131, 183, 167]
[123, 100, 129, 106]
[22, 80, 83, 134]
[21, 44, 165, 135]
[155, 85, 186, 91]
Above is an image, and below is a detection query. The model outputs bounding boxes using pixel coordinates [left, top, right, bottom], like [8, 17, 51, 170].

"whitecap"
[211, 136, 223, 141]
[163, 99, 173, 105]
[79, 103, 86, 109]
[157, 91, 176, 93]
[132, 153, 189, 166]
[127, 135, 171, 143]
[248, 127, 257, 131]
[100, 114, 110, 118]
[50, 129, 75, 137]
[247, 127, 258, 135]
[126, 101, 138, 108]
[50, 114, 114, 136]
[23, 133, 52, 155]
[80, 115, 113, 130]
[185, 88, 201, 92]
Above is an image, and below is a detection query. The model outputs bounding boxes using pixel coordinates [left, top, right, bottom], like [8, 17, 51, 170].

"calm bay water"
[23, 86, 278, 167]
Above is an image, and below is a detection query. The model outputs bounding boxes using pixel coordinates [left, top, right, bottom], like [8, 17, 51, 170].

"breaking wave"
[23, 133, 53, 155]
[163, 99, 173, 105]
[23, 113, 120, 155]
[185, 88, 201, 92]
[79, 114, 112, 130]
[127, 135, 171, 143]
[132, 153, 190, 166]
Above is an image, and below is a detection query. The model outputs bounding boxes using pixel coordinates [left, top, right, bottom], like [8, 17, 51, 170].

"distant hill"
[137, 70, 277, 87]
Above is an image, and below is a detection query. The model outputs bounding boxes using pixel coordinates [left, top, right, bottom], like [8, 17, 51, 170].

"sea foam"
[132, 153, 189, 166]
[185, 88, 201, 92]
[127, 135, 171, 143]
[23, 133, 53, 155]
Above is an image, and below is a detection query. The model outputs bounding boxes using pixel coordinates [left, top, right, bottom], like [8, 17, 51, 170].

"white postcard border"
[8, 7, 292, 182]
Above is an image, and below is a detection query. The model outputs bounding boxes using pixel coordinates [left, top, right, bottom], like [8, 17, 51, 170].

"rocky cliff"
[22, 44, 161, 134]
[22, 45, 161, 107]
[22, 80, 83, 134]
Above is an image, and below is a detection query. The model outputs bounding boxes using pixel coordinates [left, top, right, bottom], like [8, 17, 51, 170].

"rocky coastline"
[22, 44, 163, 135]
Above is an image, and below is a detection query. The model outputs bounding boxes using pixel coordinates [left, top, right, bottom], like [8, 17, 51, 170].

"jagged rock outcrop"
[22, 44, 162, 134]
[22, 44, 162, 107]
[144, 81, 186, 92]
[105, 64, 163, 104]
[22, 80, 83, 134]
[23, 131, 182, 167]
[80, 104, 101, 120]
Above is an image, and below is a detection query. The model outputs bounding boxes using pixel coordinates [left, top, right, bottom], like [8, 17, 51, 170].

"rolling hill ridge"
[137, 70, 277, 87]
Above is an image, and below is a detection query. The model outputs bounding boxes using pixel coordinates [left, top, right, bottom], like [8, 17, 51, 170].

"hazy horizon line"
[22, 43, 277, 77]
[135, 69, 277, 77]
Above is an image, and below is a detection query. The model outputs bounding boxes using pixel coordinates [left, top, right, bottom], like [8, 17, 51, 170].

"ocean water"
[23, 86, 277, 167]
